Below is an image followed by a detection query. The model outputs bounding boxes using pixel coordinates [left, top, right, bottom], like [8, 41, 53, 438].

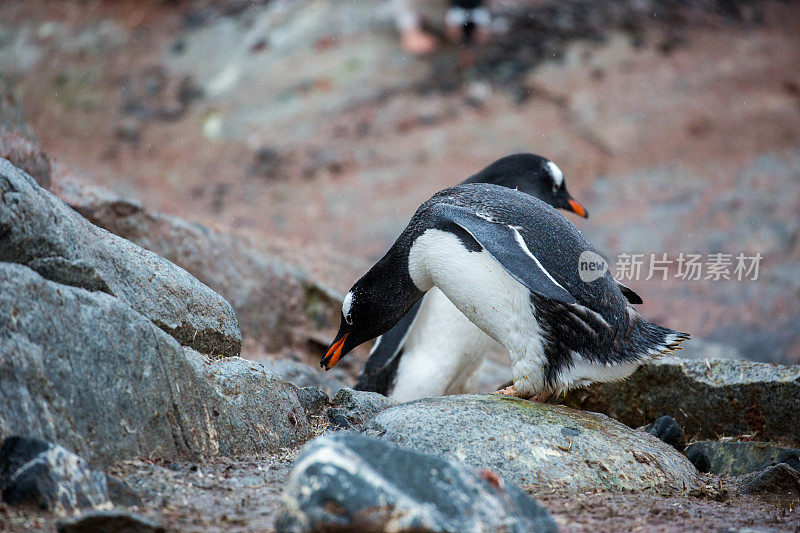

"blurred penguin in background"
[393, 0, 491, 55]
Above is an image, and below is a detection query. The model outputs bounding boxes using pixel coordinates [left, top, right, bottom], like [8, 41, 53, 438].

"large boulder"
[363, 394, 700, 492]
[55, 175, 343, 352]
[563, 357, 800, 445]
[0, 262, 308, 465]
[0, 159, 240, 356]
[277, 432, 557, 533]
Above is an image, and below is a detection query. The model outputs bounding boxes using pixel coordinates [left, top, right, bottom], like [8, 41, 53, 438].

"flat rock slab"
[0, 159, 240, 356]
[563, 357, 800, 445]
[363, 394, 700, 493]
[685, 441, 800, 476]
[277, 432, 557, 533]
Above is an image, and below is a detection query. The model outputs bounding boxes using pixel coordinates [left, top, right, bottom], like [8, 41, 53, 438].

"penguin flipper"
[354, 296, 424, 394]
[432, 203, 577, 306]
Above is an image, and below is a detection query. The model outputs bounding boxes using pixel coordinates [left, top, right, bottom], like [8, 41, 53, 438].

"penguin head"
[466, 153, 588, 218]
[321, 267, 421, 370]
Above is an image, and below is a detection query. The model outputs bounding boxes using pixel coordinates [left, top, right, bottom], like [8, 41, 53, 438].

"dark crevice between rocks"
[25, 257, 115, 296]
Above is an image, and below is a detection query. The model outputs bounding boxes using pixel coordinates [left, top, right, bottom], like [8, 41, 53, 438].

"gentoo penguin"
[354, 154, 589, 401]
[322, 183, 688, 399]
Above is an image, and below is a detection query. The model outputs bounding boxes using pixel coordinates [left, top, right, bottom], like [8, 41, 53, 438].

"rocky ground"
[1, 0, 800, 531]
[3, 454, 792, 532]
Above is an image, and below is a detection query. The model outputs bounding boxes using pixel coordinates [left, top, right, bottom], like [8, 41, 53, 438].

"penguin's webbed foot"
[493, 385, 520, 397]
[493, 385, 552, 403]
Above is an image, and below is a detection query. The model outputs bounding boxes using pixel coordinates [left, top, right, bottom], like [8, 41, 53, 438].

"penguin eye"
[342, 291, 354, 325]
[552, 183, 559, 194]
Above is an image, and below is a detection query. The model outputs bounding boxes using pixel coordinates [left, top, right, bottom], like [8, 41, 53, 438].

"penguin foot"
[493, 386, 552, 403]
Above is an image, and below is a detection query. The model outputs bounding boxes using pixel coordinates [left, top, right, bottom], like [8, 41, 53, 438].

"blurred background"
[1, 0, 798, 369]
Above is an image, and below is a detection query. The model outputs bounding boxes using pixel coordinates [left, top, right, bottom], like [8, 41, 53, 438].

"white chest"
[407, 229, 547, 394]
[390, 287, 499, 401]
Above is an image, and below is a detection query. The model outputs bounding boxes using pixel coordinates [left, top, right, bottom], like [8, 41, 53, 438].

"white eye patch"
[546, 161, 564, 188]
[342, 291, 354, 324]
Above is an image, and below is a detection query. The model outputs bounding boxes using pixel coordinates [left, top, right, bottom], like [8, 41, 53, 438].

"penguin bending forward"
[323, 182, 688, 399]
[356, 154, 588, 400]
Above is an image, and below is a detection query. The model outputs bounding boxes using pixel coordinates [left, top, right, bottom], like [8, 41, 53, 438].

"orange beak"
[567, 198, 588, 218]
[321, 333, 349, 370]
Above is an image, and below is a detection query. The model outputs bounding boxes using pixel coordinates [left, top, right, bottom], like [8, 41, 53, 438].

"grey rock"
[563, 357, 800, 445]
[184, 351, 311, 458]
[363, 394, 700, 492]
[738, 463, 800, 496]
[56, 176, 342, 352]
[644, 416, 686, 451]
[105, 476, 141, 507]
[0, 435, 51, 490]
[0, 437, 110, 513]
[0, 159, 240, 356]
[57, 510, 164, 533]
[263, 358, 349, 396]
[295, 387, 329, 416]
[684, 441, 800, 475]
[328, 388, 398, 430]
[277, 432, 558, 533]
[0, 262, 308, 465]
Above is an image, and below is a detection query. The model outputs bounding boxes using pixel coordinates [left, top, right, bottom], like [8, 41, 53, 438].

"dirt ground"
[2, 452, 797, 532]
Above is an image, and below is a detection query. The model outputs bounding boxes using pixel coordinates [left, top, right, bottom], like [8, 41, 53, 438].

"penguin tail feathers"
[630, 319, 690, 360]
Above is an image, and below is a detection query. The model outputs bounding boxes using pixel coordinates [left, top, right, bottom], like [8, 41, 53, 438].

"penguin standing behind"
[354, 154, 589, 401]
[323, 183, 688, 400]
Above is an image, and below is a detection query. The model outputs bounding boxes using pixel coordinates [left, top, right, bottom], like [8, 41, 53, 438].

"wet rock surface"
[0, 437, 110, 513]
[685, 441, 800, 476]
[563, 358, 800, 444]
[0, 160, 240, 356]
[0, 261, 308, 464]
[363, 394, 700, 492]
[277, 432, 558, 533]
